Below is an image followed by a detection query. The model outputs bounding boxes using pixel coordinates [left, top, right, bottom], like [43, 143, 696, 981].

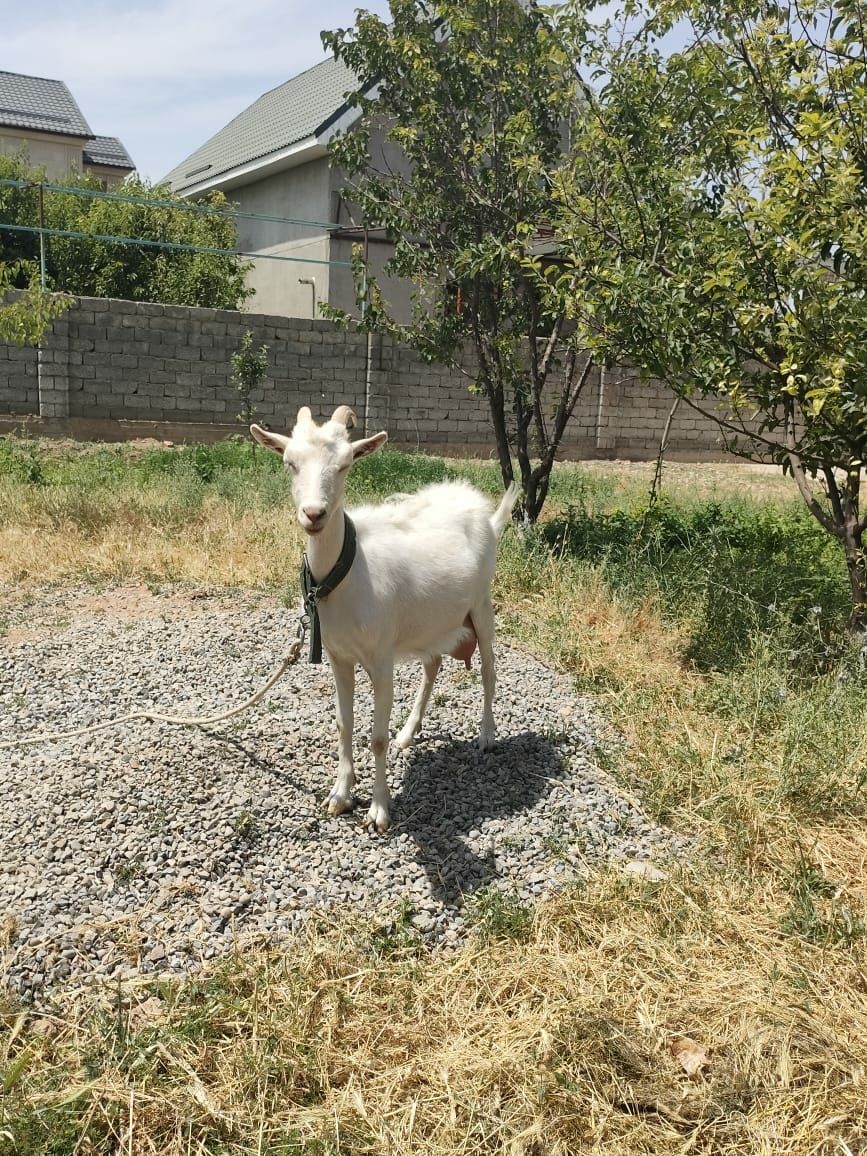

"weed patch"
[545, 498, 849, 672]
[782, 850, 866, 948]
[467, 887, 533, 942]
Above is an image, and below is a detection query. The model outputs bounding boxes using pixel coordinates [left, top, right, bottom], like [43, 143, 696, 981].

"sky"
[3, 0, 392, 183]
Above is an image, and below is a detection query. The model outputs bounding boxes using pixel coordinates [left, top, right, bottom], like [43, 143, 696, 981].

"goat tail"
[491, 482, 521, 539]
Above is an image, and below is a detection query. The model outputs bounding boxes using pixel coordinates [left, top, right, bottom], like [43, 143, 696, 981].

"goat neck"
[303, 500, 348, 584]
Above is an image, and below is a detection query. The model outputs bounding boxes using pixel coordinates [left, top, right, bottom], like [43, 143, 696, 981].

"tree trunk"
[483, 372, 515, 491]
[513, 385, 534, 521]
[784, 425, 867, 635]
[524, 465, 550, 523]
[522, 351, 594, 523]
[842, 527, 867, 635]
[830, 463, 867, 635]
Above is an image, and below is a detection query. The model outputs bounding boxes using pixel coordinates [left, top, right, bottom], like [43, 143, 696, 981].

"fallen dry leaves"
[670, 1035, 710, 1079]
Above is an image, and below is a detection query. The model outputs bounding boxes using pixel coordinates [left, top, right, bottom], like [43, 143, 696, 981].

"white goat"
[251, 405, 519, 832]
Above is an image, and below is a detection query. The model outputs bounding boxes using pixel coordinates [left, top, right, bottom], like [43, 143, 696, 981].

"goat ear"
[351, 431, 388, 461]
[250, 424, 290, 454]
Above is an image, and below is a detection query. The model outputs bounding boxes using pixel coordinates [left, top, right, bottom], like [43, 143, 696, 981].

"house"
[0, 70, 135, 185]
[164, 57, 405, 320]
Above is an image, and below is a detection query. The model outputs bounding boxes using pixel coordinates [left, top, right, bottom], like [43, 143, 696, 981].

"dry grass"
[3, 873, 866, 1155]
[2, 440, 867, 1155]
[0, 489, 303, 590]
[577, 458, 794, 504]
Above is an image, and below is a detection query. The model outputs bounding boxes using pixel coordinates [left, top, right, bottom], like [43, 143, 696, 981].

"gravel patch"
[0, 584, 686, 1001]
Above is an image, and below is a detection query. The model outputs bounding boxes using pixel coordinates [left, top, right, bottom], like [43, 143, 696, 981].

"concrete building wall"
[0, 127, 85, 180]
[0, 296, 746, 460]
[244, 234, 332, 321]
[327, 119, 416, 325]
[82, 162, 130, 188]
[326, 232, 417, 326]
[230, 158, 334, 318]
[219, 122, 418, 322]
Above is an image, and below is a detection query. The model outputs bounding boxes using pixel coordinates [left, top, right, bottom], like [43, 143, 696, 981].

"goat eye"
[285, 461, 298, 473]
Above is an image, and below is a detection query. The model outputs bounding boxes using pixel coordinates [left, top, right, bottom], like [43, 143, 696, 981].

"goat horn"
[296, 406, 312, 425]
[331, 405, 357, 430]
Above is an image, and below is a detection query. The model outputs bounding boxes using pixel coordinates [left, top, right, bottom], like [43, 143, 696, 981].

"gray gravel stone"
[0, 584, 687, 1002]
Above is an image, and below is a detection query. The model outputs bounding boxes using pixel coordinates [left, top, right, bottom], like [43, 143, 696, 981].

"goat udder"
[448, 614, 478, 669]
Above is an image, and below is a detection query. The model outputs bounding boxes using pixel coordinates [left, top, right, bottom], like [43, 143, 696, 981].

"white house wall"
[230, 157, 333, 317]
[244, 234, 331, 319]
[0, 127, 85, 180]
[327, 117, 416, 325]
[327, 232, 417, 325]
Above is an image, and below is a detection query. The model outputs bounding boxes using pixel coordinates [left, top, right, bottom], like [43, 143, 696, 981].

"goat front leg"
[396, 655, 441, 749]
[327, 658, 356, 816]
[472, 600, 497, 751]
[366, 660, 395, 832]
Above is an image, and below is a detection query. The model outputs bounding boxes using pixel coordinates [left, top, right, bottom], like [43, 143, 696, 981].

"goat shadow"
[392, 730, 566, 906]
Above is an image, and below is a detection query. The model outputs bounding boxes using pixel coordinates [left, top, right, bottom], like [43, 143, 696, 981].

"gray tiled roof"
[164, 56, 358, 192]
[0, 69, 92, 137]
[83, 135, 134, 170]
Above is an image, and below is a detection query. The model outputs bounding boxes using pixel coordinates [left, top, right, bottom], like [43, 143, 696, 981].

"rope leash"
[0, 624, 307, 753]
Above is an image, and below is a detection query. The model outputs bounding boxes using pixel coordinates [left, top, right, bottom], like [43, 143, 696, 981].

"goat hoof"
[478, 727, 496, 752]
[327, 792, 354, 817]
[395, 723, 418, 750]
[366, 801, 391, 833]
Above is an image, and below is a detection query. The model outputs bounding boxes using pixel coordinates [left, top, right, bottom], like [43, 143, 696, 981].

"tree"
[323, 0, 593, 522]
[231, 329, 269, 433]
[0, 260, 71, 345]
[0, 156, 251, 310]
[549, 0, 867, 630]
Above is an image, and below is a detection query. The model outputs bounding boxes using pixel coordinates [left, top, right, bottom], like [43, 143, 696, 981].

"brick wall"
[0, 296, 742, 459]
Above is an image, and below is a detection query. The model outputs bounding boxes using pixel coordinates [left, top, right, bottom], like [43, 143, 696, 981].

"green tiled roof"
[0, 69, 91, 137]
[164, 57, 358, 192]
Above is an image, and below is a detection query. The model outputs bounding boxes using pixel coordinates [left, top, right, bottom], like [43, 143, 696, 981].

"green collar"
[299, 513, 357, 664]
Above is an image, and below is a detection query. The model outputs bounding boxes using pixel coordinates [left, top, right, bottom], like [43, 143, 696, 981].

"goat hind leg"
[366, 661, 395, 833]
[396, 655, 442, 749]
[327, 658, 356, 816]
[473, 600, 497, 751]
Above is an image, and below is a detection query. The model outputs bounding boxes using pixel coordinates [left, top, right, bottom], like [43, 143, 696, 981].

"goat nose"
[302, 505, 326, 523]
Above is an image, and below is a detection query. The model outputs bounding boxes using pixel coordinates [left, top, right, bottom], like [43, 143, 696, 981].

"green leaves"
[231, 330, 269, 428]
[553, 0, 867, 465]
[543, 0, 867, 623]
[323, 0, 593, 519]
[0, 260, 71, 346]
[0, 156, 251, 310]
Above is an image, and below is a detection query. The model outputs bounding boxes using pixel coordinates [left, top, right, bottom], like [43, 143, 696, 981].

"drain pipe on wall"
[364, 331, 374, 436]
[362, 228, 371, 434]
[298, 277, 316, 319]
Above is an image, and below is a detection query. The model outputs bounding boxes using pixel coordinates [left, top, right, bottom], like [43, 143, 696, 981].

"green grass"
[543, 496, 850, 671]
[0, 436, 636, 522]
[781, 849, 866, 948]
[466, 888, 534, 943]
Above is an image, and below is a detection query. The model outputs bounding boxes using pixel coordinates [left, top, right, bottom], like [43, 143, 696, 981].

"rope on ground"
[0, 638, 304, 752]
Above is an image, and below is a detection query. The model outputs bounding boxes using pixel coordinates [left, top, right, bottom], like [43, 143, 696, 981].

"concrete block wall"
[60, 300, 368, 429]
[0, 296, 746, 459]
[0, 335, 37, 415]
